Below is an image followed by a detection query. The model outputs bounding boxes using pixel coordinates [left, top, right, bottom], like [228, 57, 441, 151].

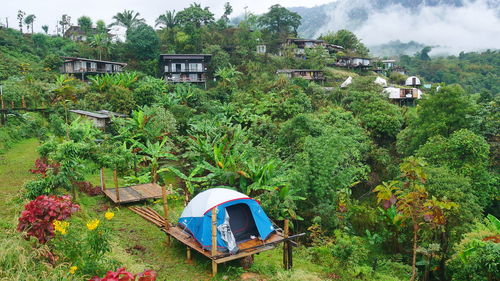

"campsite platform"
[162, 225, 285, 264]
[103, 183, 163, 204]
[129, 206, 302, 265]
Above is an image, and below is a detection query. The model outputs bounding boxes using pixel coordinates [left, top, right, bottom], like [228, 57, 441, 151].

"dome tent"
[178, 188, 275, 253]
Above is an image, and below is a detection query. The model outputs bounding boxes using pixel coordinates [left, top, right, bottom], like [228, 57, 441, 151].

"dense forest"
[0, 3, 498, 281]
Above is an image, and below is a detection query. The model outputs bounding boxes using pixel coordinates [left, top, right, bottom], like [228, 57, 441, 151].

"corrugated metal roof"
[61, 57, 127, 66]
[70, 110, 109, 119]
[160, 54, 212, 60]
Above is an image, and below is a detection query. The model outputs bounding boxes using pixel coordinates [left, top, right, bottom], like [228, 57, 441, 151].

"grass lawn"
[0, 139, 326, 281]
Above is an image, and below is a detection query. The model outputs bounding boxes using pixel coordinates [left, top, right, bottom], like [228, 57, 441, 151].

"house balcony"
[166, 77, 206, 83]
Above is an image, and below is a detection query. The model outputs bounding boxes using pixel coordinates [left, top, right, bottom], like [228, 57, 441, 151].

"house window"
[189, 74, 198, 81]
[189, 63, 202, 71]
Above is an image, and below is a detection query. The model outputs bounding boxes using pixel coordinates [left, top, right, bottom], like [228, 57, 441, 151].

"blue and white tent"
[178, 188, 275, 253]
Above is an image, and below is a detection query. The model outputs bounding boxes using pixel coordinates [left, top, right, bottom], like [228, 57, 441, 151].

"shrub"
[74, 181, 102, 196]
[17, 195, 79, 244]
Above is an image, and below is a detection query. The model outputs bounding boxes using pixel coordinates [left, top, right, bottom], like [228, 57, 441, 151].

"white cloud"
[315, 0, 500, 54]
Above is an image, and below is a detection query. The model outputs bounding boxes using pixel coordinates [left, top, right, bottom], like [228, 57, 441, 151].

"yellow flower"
[104, 211, 115, 220]
[69, 266, 77, 274]
[53, 220, 69, 235]
[86, 219, 100, 231]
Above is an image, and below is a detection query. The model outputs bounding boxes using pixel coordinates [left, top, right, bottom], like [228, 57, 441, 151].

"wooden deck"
[103, 183, 164, 204]
[162, 226, 285, 263]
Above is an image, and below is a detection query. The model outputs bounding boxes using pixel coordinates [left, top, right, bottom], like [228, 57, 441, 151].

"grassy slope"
[0, 140, 326, 281]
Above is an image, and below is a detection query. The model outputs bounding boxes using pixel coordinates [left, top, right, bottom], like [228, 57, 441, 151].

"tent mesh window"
[226, 203, 259, 243]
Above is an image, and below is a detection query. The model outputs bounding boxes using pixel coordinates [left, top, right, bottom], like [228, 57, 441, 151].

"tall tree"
[59, 14, 71, 35]
[221, 2, 233, 24]
[155, 10, 177, 29]
[95, 20, 107, 33]
[24, 14, 36, 35]
[90, 33, 110, 60]
[258, 4, 301, 37]
[175, 3, 214, 28]
[77, 16, 93, 34]
[320, 29, 369, 56]
[41, 25, 49, 34]
[126, 23, 160, 60]
[17, 10, 26, 33]
[110, 10, 144, 30]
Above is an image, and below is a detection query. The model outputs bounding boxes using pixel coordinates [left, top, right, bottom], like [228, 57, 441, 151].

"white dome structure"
[374, 77, 387, 87]
[405, 76, 421, 86]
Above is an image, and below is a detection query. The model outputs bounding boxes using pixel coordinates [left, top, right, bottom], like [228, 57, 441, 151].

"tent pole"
[186, 247, 191, 262]
[113, 169, 120, 202]
[211, 207, 218, 276]
[283, 219, 290, 270]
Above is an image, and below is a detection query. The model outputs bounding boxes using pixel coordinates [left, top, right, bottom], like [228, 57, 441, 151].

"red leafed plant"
[29, 158, 60, 178]
[17, 195, 79, 244]
[89, 268, 157, 281]
[74, 181, 102, 196]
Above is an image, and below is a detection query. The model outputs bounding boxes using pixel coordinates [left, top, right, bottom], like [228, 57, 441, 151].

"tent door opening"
[226, 203, 259, 243]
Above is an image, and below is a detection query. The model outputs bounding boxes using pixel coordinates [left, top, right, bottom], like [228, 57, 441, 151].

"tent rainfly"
[179, 188, 275, 253]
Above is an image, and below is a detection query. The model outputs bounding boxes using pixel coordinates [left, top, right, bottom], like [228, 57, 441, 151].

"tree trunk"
[410, 223, 418, 281]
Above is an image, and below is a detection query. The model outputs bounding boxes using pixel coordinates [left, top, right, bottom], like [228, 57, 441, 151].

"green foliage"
[258, 4, 301, 37]
[397, 84, 479, 155]
[125, 23, 160, 60]
[320, 29, 369, 56]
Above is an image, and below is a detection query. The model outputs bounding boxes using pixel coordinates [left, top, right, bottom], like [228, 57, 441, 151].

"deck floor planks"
[162, 226, 285, 263]
[103, 183, 163, 204]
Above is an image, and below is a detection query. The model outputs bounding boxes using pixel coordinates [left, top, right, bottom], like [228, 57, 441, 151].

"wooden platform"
[162, 226, 285, 264]
[103, 183, 164, 204]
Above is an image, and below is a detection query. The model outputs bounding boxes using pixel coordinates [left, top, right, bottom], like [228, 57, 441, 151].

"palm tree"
[24, 14, 36, 35]
[155, 10, 177, 29]
[17, 10, 25, 33]
[41, 25, 49, 34]
[109, 10, 144, 30]
[89, 33, 109, 60]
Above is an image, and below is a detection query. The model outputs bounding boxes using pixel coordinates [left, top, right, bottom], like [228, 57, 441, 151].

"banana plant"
[131, 138, 176, 183]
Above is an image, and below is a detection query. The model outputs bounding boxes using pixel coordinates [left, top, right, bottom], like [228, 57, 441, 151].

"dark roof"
[277, 69, 323, 73]
[160, 54, 212, 60]
[96, 110, 127, 118]
[287, 38, 324, 43]
[70, 110, 109, 119]
[64, 26, 111, 36]
[61, 57, 127, 66]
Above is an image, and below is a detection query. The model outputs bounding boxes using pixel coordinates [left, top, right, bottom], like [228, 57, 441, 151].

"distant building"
[159, 54, 211, 87]
[381, 59, 396, 70]
[276, 69, 325, 82]
[383, 87, 423, 105]
[405, 76, 422, 87]
[69, 110, 126, 130]
[63, 26, 110, 41]
[335, 57, 371, 68]
[256, 44, 267, 54]
[60, 57, 127, 79]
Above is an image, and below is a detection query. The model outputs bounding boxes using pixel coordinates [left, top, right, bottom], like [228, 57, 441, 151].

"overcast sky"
[1, 0, 332, 34]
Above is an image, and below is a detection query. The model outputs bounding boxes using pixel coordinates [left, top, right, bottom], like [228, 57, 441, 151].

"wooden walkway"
[103, 183, 164, 204]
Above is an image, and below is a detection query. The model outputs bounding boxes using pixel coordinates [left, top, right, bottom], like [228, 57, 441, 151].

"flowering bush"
[88, 268, 157, 281]
[17, 195, 79, 243]
[52, 213, 114, 276]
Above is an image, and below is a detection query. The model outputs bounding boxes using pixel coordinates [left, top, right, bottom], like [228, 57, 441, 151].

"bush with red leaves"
[74, 181, 102, 196]
[17, 195, 80, 244]
[89, 268, 157, 281]
[29, 158, 60, 178]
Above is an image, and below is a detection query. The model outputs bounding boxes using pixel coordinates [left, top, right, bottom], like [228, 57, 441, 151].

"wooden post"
[211, 207, 218, 277]
[186, 247, 191, 262]
[283, 219, 290, 270]
[162, 184, 171, 245]
[11, 101, 14, 109]
[100, 168, 106, 191]
[113, 169, 120, 202]
[21, 96, 26, 108]
[0, 94, 4, 110]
